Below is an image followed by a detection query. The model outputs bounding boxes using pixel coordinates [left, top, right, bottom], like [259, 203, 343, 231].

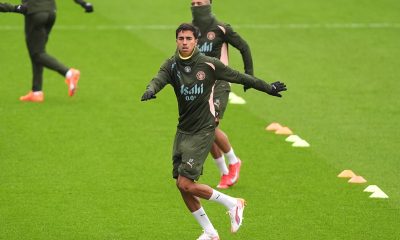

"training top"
[0, 2, 20, 12]
[192, 5, 253, 93]
[0, 0, 87, 14]
[145, 48, 272, 134]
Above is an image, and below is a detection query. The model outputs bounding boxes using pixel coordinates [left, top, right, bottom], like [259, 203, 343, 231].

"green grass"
[1, 0, 399, 239]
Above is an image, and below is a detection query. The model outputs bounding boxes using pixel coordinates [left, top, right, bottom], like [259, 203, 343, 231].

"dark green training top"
[0, 0, 86, 14]
[0, 2, 17, 12]
[192, 5, 253, 93]
[145, 48, 272, 134]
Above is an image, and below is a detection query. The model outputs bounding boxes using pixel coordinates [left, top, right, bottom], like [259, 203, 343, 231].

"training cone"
[369, 189, 389, 199]
[285, 135, 302, 142]
[229, 92, 246, 105]
[266, 122, 282, 131]
[275, 127, 293, 135]
[338, 170, 356, 178]
[230, 98, 246, 104]
[292, 139, 310, 147]
[348, 176, 367, 183]
[363, 185, 381, 193]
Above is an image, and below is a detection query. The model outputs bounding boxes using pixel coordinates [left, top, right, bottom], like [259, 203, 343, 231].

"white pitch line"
[0, 23, 400, 31]
[237, 23, 400, 29]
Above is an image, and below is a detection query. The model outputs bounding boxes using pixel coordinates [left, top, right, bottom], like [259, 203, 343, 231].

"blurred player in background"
[191, 0, 254, 189]
[0, 0, 94, 102]
[141, 23, 286, 240]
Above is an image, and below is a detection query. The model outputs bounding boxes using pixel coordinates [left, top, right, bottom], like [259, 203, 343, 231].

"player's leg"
[178, 183, 219, 239]
[44, 12, 80, 96]
[214, 128, 241, 186]
[210, 142, 231, 189]
[175, 131, 246, 233]
[212, 92, 230, 187]
[26, 12, 69, 78]
[19, 14, 43, 101]
[177, 175, 246, 234]
[213, 90, 241, 187]
[174, 130, 217, 200]
[173, 132, 219, 239]
[210, 143, 227, 174]
[25, 12, 80, 97]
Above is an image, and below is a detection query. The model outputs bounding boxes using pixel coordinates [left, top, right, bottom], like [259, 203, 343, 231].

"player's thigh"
[25, 12, 51, 54]
[214, 90, 230, 120]
[172, 131, 184, 179]
[178, 131, 215, 181]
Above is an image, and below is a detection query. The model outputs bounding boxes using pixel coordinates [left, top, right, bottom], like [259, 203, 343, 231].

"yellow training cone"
[369, 189, 389, 199]
[285, 135, 302, 142]
[337, 170, 356, 178]
[364, 185, 381, 193]
[348, 176, 367, 184]
[292, 139, 310, 147]
[229, 92, 246, 105]
[275, 127, 293, 135]
[266, 122, 282, 131]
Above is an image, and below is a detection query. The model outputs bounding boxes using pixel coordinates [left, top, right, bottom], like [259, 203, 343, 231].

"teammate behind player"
[0, 0, 94, 102]
[191, 0, 253, 188]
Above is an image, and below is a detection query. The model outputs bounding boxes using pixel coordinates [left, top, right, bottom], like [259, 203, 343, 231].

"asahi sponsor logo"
[180, 83, 204, 101]
[198, 42, 213, 53]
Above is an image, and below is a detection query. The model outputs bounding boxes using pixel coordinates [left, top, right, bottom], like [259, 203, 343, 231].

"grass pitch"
[1, 0, 399, 239]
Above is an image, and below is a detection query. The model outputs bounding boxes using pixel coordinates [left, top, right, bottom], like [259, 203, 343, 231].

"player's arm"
[0, 3, 26, 14]
[224, 24, 254, 76]
[213, 58, 286, 97]
[141, 60, 172, 101]
[74, 0, 93, 13]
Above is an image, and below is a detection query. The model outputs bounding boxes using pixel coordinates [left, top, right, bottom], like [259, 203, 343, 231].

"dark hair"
[175, 23, 200, 39]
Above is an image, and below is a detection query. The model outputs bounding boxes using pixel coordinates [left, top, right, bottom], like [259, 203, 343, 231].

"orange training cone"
[348, 176, 367, 184]
[266, 122, 282, 131]
[337, 170, 356, 178]
[275, 127, 293, 135]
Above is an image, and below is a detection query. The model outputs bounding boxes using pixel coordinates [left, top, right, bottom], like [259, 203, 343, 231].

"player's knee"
[176, 181, 188, 193]
[31, 52, 45, 64]
[176, 178, 193, 193]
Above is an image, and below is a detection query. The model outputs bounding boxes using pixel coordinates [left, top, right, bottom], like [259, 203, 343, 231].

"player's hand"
[82, 2, 93, 13]
[141, 90, 156, 101]
[268, 81, 287, 97]
[14, 4, 27, 14]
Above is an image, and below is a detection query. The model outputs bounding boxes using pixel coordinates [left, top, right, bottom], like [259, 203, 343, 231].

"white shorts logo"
[187, 159, 194, 168]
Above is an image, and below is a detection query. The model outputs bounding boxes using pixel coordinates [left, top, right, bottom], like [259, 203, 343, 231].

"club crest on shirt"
[207, 31, 216, 40]
[196, 71, 206, 80]
[184, 66, 191, 73]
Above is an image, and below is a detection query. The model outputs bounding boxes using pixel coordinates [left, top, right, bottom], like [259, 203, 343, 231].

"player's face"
[191, 0, 210, 7]
[176, 30, 198, 58]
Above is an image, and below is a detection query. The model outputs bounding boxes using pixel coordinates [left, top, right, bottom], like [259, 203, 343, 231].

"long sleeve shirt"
[145, 48, 272, 134]
[192, 5, 254, 93]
